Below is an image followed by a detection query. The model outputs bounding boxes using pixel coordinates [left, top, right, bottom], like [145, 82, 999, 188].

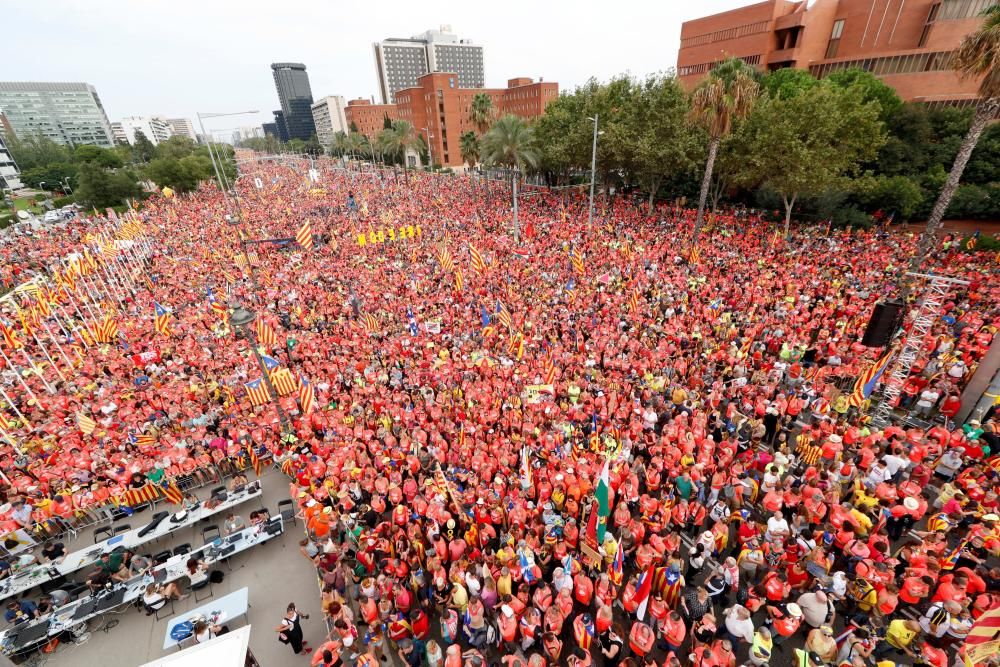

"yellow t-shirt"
[886, 620, 917, 649]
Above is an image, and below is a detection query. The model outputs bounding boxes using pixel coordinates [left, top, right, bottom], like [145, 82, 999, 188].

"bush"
[833, 206, 873, 229]
[958, 235, 1000, 252]
[51, 195, 75, 208]
[945, 183, 1000, 220]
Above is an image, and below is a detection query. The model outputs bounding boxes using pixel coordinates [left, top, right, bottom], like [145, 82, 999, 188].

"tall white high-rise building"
[311, 95, 348, 147]
[0, 82, 114, 147]
[112, 116, 174, 145]
[373, 25, 483, 104]
[0, 132, 22, 191]
[165, 117, 198, 142]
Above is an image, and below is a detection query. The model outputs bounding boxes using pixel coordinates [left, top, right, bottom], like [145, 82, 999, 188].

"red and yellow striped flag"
[469, 243, 486, 275]
[296, 220, 314, 251]
[246, 442, 262, 477]
[77, 412, 97, 435]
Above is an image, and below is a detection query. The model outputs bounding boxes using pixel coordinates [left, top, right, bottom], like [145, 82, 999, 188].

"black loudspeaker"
[861, 299, 904, 347]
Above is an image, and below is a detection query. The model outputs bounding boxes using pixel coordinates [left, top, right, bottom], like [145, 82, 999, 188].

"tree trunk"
[710, 176, 726, 213]
[512, 175, 520, 244]
[907, 96, 1000, 277]
[693, 137, 720, 244]
[782, 192, 797, 238]
[647, 177, 661, 215]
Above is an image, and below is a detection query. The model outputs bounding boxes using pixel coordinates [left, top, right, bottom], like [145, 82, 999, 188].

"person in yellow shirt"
[873, 619, 920, 661]
[849, 507, 873, 536]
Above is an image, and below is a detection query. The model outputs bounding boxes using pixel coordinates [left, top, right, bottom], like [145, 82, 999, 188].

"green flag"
[595, 460, 610, 544]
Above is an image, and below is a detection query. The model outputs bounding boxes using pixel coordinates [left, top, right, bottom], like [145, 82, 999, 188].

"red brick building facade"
[677, 0, 991, 107]
[346, 74, 558, 168]
[343, 99, 399, 141]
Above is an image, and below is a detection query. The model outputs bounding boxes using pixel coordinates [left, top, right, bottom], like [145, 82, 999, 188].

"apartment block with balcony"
[677, 0, 993, 107]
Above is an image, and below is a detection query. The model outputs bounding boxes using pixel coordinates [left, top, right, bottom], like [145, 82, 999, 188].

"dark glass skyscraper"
[270, 63, 316, 141]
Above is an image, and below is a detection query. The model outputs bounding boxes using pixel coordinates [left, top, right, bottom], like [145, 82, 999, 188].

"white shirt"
[882, 454, 908, 477]
[766, 516, 789, 536]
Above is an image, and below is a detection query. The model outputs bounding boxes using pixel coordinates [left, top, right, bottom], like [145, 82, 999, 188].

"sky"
[2, 0, 749, 137]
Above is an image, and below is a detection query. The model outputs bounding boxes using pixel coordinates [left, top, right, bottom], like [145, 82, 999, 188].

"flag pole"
[40, 318, 73, 373]
[0, 348, 40, 406]
[0, 385, 31, 428]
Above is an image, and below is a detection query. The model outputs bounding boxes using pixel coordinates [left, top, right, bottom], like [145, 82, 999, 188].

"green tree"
[912, 4, 1000, 271]
[376, 121, 419, 170]
[19, 163, 77, 191]
[852, 174, 925, 220]
[131, 130, 157, 163]
[459, 131, 480, 167]
[732, 82, 885, 234]
[469, 93, 496, 134]
[74, 162, 141, 209]
[156, 136, 200, 160]
[614, 73, 701, 212]
[481, 115, 540, 241]
[144, 153, 214, 193]
[688, 58, 759, 242]
[761, 68, 818, 100]
[383, 114, 393, 130]
[74, 145, 123, 168]
[330, 131, 350, 157]
[826, 68, 902, 121]
[5, 133, 74, 171]
[286, 138, 306, 154]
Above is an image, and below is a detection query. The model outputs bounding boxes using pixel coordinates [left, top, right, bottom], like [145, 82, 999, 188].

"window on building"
[919, 2, 941, 47]
[825, 19, 845, 58]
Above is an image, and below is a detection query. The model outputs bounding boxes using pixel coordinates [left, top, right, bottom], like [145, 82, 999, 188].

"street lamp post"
[587, 115, 602, 228]
[196, 110, 258, 200]
[229, 305, 291, 433]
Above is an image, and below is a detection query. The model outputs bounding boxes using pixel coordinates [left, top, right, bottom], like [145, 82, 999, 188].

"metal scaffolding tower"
[870, 272, 969, 428]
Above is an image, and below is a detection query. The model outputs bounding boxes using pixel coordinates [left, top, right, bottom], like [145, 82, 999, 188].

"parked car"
[43, 210, 61, 223]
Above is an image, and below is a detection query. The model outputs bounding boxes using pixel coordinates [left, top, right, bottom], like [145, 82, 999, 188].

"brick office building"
[344, 99, 400, 140]
[677, 0, 992, 108]
[346, 74, 558, 168]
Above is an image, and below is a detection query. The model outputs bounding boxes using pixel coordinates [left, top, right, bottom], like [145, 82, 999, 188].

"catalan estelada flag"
[496, 300, 512, 329]
[298, 375, 315, 415]
[571, 249, 585, 276]
[543, 350, 557, 385]
[153, 302, 172, 336]
[245, 378, 272, 406]
[454, 269, 464, 292]
[296, 220, 314, 251]
[269, 367, 298, 396]
[254, 319, 278, 347]
[848, 350, 894, 408]
[469, 243, 486, 275]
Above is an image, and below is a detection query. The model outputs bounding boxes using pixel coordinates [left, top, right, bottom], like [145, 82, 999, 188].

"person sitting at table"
[44, 589, 70, 609]
[0, 558, 11, 580]
[186, 557, 209, 587]
[193, 618, 228, 643]
[249, 510, 267, 528]
[223, 512, 246, 536]
[129, 554, 152, 578]
[227, 473, 249, 493]
[5, 599, 39, 624]
[111, 550, 137, 583]
[10, 499, 34, 531]
[41, 541, 66, 562]
[142, 582, 187, 613]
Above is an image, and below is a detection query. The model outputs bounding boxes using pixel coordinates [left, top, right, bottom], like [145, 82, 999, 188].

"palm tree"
[481, 115, 540, 242]
[330, 131, 349, 157]
[377, 120, 420, 170]
[460, 131, 480, 168]
[910, 5, 1000, 272]
[688, 58, 759, 243]
[346, 132, 367, 159]
[469, 93, 496, 134]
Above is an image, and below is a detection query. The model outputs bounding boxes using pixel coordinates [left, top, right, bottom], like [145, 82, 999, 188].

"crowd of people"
[0, 157, 998, 667]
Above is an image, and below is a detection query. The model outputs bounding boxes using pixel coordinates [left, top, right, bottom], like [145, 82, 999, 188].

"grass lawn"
[13, 197, 42, 213]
